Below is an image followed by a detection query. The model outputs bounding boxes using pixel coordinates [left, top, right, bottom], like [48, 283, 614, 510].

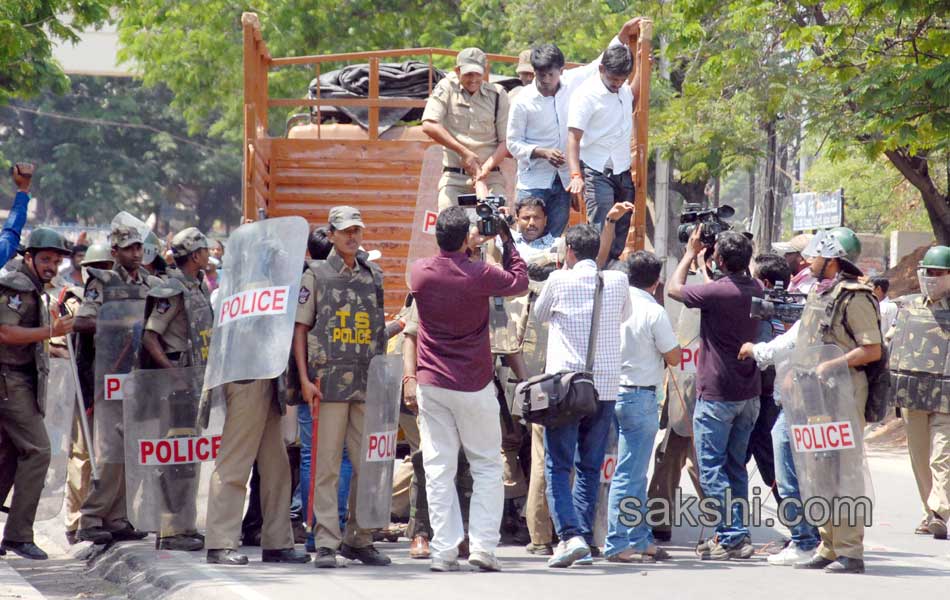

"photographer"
[408, 207, 527, 572]
[667, 226, 763, 560]
[1, 164, 34, 268]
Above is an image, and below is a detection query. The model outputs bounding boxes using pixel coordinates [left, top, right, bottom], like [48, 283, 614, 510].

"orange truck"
[241, 12, 652, 314]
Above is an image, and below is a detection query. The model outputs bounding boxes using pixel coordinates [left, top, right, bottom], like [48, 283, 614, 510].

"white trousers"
[417, 382, 504, 561]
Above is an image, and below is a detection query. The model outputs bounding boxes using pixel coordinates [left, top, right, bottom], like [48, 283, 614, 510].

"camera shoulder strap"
[584, 272, 604, 373]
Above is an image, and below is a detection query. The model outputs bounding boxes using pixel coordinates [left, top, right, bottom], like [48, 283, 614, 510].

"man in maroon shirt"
[668, 226, 763, 561]
[408, 207, 528, 572]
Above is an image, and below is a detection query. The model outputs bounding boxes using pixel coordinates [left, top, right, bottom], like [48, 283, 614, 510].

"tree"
[0, 0, 112, 101]
[0, 76, 240, 230]
[783, 0, 950, 243]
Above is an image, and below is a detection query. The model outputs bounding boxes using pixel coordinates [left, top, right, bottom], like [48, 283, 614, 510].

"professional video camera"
[677, 204, 735, 247]
[458, 194, 509, 237]
[750, 281, 806, 323]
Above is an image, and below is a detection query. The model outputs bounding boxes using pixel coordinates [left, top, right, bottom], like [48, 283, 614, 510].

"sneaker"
[525, 542, 553, 556]
[313, 547, 339, 569]
[547, 536, 590, 568]
[574, 552, 593, 566]
[469, 550, 502, 572]
[767, 543, 814, 566]
[339, 543, 391, 566]
[430, 557, 460, 572]
[698, 536, 754, 560]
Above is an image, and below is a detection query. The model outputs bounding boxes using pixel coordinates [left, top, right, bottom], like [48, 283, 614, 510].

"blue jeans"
[544, 400, 615, 545]
[517, 178, 571, 238]
[693, 397, 760, 548]
[297, 403, 352, 537]
[772, 410, 820, 550]
[581, 164, 633, 260]
[606, 389, 660, 556]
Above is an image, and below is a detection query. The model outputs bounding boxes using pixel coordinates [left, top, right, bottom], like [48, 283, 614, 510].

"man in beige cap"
[293, 206, 389, 568]
[75, 217, 159, 545]
[772, 233, 815, 293]
[508, 50, 535, 103]
[140, 227, 213, 552]
[422, 48, 510, 210]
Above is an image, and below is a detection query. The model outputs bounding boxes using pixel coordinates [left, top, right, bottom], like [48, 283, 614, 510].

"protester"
[667, 227, 763, 560]
[605, 250, 678, 563]
[506, 18, 642, 237]
[409, 206, 527, 572]
[565, 45, 641, 261]
[0, 164, 34, 268]
[0, 228, 73, 559]
[533, 223, 632, 568]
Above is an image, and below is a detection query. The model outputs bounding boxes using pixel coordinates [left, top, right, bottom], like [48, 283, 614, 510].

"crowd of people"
[0, 15, 948, 581]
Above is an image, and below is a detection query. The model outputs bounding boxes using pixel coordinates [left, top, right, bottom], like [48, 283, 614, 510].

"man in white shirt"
[871, 276, 898, 337]
[566, 45, 640, 261]
[533, 223, 632, 568]
[605, 251, 680, 563]
[506, 18, 643, 238]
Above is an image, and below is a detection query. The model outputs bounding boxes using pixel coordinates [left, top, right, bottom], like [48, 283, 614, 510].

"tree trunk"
[763, 120, 778, 249]
[883, 148, 950, 245]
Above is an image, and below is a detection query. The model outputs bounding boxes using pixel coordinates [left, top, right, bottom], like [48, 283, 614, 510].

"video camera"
[677, 204, 735, 247]
[750, 281, 806, 323]
[458, 194, 510, 237]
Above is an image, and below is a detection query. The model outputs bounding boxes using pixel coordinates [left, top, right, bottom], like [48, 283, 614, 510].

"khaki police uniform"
[77, 264, 155, 533]
[889, 295, 950, 524]
[421, 73, 509, 210]
[205, 377, 294, 551]
[55, 289, 91, 535]
[799, 275, 882, 561]
[295, 247, 385, 550]
[0, 264, 51, 543]
[144, 270, 212, 539]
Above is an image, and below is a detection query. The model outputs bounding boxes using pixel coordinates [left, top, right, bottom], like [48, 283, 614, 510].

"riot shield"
[94, 300, 145, 465]
[405, 146, 443, 288]
[592, 420, 618, 548]
[355, 354, 403, 528]
[124, 366, 225, 533]
[668, 306, 700, 437]
[775, 344, 874, 504]
[34, 358, 77, 521]
[202, 217, 308, 391]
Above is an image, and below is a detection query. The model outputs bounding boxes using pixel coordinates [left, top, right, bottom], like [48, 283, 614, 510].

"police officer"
[888, 245, 950, 540]
[139, 227, 214, 551]
[75, 222, 158, 545]
[422, 48, 510, 210]
[792, 227, 883, 574]
[0, 228, 73, 559]
[292, 206, 389, 568]
[58, 243, 113, 545]
[507, 50, 535, 103]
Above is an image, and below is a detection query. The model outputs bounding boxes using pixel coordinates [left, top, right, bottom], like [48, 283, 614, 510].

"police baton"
[307, 377, 321, 532]
[66, 334, 100, 486]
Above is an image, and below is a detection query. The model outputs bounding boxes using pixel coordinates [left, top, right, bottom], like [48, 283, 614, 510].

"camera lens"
[677, 224, 694, 244]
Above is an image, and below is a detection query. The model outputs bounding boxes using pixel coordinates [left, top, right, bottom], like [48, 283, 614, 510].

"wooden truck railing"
[241, 11, 652, 312]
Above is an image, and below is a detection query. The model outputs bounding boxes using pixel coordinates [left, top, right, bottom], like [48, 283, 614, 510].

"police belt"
[443, 167, 500, 175]
[619, 384, 656, 392]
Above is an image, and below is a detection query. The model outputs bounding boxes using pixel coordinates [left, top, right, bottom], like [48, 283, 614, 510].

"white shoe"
[768, 544, 814, 566]
[574, 552, 593, 566]
[547, 536, 590, 568]
[430, 557, 460, 572]
[469, 550, 502, 572]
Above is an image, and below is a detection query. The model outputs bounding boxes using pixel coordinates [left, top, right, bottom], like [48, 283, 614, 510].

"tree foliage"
[0, 76, 240, 230]
[0, 0, 112, 101]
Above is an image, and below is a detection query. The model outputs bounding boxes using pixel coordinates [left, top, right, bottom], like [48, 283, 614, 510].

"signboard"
[793, 190, 844, 231]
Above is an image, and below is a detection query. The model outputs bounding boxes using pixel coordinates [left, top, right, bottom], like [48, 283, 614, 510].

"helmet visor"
[802, 230, 843, 259]
[917, 268, 950, 302]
